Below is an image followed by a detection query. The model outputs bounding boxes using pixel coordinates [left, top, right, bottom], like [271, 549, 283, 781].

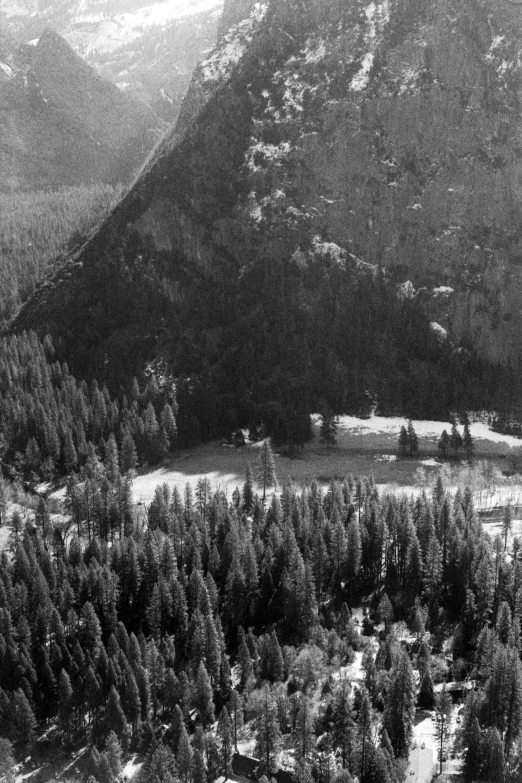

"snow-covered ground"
[62, 0, 223, 55]
[122, 756, 143, 780]
[327, 414, 522, 449]
[132, 467, 244, 504]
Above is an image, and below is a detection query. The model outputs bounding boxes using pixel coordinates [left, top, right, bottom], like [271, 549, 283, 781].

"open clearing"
[132, 414, 521, 504]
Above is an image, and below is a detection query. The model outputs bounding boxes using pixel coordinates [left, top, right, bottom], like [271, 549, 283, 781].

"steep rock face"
[14, 0, 522, 413]
[217, 0, 257, 38]
[0, 29, 162, 190]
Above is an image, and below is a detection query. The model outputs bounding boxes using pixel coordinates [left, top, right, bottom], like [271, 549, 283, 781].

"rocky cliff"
[13, 0, 522, 420]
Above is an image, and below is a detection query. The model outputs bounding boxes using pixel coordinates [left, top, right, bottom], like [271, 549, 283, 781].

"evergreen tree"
[254, 687, 281, 776]
[177, 723, 192, 783]
[105, 731, 123, 778]
[58, 669, 74, 743]
[434, 685, 452, 774]
[194, 662, 215, 726]
[12, 688, 36, 745]
[106, 686, 130, 750]
[503, 503, 513, 551]
[257, 440, 276, 502]
[0, 738, 15, 781]
[450, 420, 462, 458]
[192, 749, 207, 783]
[463, 422, 474, 461]
[398, 426, 409, 456]
[437, 429, 450, 458]
[417, 660, 434, 707]
[383, 649, 416, 758]
[407, 420, 418, 455]
[319, 401, 338, 448]
[217, 707, 233, 779]
[242, 463, 254, 512]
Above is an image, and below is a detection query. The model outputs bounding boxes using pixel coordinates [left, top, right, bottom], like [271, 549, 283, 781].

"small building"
[230, 753, 263, 782]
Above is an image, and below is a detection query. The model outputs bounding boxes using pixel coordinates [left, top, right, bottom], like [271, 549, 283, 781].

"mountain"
[0, 27, 163, 191]
[0, 0, 224, 122]
[14, 0, 522, 430]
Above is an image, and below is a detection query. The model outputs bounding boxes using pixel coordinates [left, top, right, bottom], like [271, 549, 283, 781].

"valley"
[0, 0, 224, 121]
[3, 1, 522, 782]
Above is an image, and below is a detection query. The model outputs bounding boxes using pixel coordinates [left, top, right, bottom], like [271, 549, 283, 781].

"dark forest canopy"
[0, 460, 521, 782]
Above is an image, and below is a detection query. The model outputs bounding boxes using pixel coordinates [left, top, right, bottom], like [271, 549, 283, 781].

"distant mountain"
[0, 0, 223, 122]
[0, 27, 163, 191]
[14, 0, 522, 429]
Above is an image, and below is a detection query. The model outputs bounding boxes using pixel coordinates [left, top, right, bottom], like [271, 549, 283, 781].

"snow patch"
[433, 286, 454, 296]
[0, 62, 13, 78]
[312, 236, 346, 265]
[122, 756, 143, 780]
[430, 322, 448, 340]
[199, 2, 267, 84]
[350, 52, 374, 91]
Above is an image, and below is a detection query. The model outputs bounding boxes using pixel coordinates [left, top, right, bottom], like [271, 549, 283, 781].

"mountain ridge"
[0, 27, 163, 191]
[13, 0, 522, 425]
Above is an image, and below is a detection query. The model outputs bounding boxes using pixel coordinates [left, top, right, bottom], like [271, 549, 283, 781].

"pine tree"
[418, 667, 435, 710]
[12, 688, 36, 744]
[58, 668, 74, 743]
[463, 422, 474, 461]
[192, 749, 207, 783]
[295, 695, 315, 763]
[105, 731, 123, 778]
[383, 649, 416, 758]
[120, 428, 138, 474]
[177, 723, 192, 783]
[217, 707, 233, 779]
[450, 420, 462, 458]
[229, 690, 243, 749]
[0, 738, 15, 781]
[437, 429, 450, 458]
[503, 503, 513, 551]
[194, 662, 215, 726]
[407, 420, 418, 455]
[257, 440, 276, 502]
[242, 463, 254, 512]
[319, 401, 338, 448]
[105, 434, 120, 483]
[434, 685, 452, 774]
[398, 426, 409, 456]
[106, 685, 130, 750]
[254, 687, 281, 776]
[465, 717, 483, 780]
